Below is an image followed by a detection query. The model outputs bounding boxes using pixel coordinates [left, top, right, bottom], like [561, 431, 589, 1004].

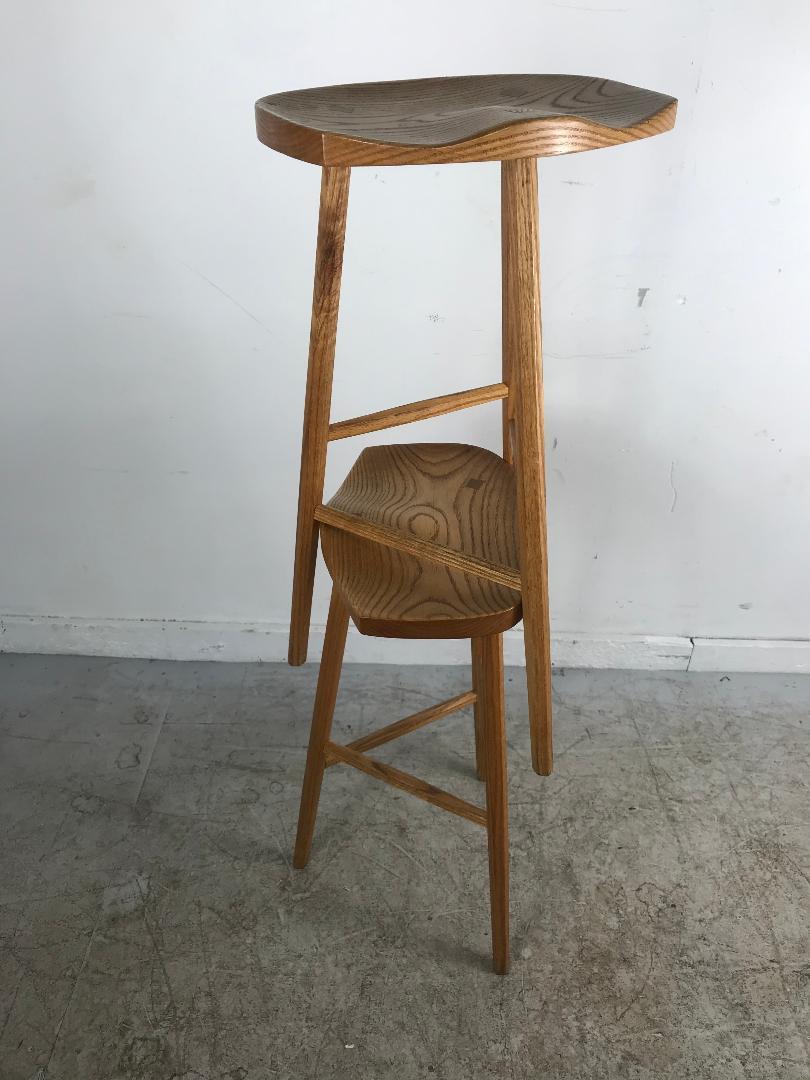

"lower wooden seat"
[319, 443, 521, 638]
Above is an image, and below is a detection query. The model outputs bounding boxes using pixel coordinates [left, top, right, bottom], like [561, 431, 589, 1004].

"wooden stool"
[254, 75, 676, 972]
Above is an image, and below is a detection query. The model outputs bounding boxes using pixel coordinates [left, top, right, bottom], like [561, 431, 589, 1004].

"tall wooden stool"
[255, 76, 676, 972]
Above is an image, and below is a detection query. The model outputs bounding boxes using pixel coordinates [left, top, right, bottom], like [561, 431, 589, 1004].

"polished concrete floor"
[0, 654, 808, 1079]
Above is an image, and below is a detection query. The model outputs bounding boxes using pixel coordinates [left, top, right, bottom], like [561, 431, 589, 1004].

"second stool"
[296, 442, 519, 973]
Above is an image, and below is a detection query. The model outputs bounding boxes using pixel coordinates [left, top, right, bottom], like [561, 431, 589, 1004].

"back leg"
[288, 166, 351, 665]
[471, 637, 487, 781]
[479, 632, 510, 974]
[293, 586, 350, 868]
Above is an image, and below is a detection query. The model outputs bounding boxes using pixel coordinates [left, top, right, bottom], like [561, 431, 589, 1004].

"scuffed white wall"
[1, 1, 808, 658]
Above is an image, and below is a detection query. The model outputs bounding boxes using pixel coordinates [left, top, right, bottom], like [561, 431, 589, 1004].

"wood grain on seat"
[256, 74, 676, 166]
[319, 443, 521, 638]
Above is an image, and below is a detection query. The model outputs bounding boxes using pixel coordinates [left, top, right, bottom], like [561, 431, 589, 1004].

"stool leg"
[479, 632, 510, 975]
[471, 638, 486, 781]
[500, 177, 515, 468]
[501, 157, 553, 776]
[293, 585, 350, 869]
[289, 166, 351, 666]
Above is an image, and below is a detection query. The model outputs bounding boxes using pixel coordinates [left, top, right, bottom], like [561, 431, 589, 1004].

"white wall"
[2, 1, 809, 664]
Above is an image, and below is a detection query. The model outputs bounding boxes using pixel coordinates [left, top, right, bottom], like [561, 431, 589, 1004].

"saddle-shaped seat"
[255, 73, 677, 166]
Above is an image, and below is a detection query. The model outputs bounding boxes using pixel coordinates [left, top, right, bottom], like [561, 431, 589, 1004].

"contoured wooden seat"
[255, 73, 676, 166]
[319, 443, 521, 639]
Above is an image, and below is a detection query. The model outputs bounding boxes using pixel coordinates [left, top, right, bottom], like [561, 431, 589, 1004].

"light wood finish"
[256, 75, 676, 167]
[292, 587, 349, 868]
[263, 72, 676, 973]
[501, 183, 515, 465]
[479, 633, 509, 974]
[321, 525, 521, 639]
[502, 158, 554, 777]
[316, 506, 521, 592]
[471, 638, 487, 781]
[297, 633, 511, 971]
[288, 166, 350, 666]
[325, 742, 487, 827]
[328, 383, 509, 441]
[335, 690, 477, 758]
[318, 443, 521, 638]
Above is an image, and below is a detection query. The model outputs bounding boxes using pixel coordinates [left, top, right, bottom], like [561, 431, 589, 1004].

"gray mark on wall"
[637, 287, 650, 308]
[669, 461, 678, 513]
[739, 602, 753, 610]
[181, 262, 272, 333]
[547, 346, 650, 361]
[552, 436, 558, 450]
[769, 196, 781, 207]
[53, 176, 96, 209]
[551, 3, 629, 10]
[754, 429, 782, 451]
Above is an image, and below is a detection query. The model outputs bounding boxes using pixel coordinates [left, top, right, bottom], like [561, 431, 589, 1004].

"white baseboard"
[689, 637, 810, 674]
[0, 614, 688, 668]
[546, 633, 692, 671]
[1, 614, 808, 674]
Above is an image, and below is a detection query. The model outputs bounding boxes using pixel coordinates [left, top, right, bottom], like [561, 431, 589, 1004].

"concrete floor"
[0, 656, 808, 1079]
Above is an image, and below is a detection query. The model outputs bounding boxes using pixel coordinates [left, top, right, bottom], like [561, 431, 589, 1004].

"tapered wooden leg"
[501, 178, 515, 468]
[293, 586, 350, 868]
[471, 638, 486, 781]
[289, 166, 351, 666]
[479, 632, 509, 974]
[501, 158, 553, 776]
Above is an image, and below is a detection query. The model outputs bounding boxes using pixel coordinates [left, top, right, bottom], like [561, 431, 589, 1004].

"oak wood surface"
[316, 504, 521, 592]
[256, 74, 676, 166]
[325, 742, 487, 827]
[501, 179, 515, 465]
[328, 383, 508, 441]
[326, 443, 518, 569]
[288, 167, 350, 666]
[471, 638, 487, 782]
[337, 690, 477, 757]
[293, 587, 350, 868]
[502, 158, 554, 777]
[479, 633, 510, 974]
[321, 527, 521, 639]
[319, 443, 522, 638]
